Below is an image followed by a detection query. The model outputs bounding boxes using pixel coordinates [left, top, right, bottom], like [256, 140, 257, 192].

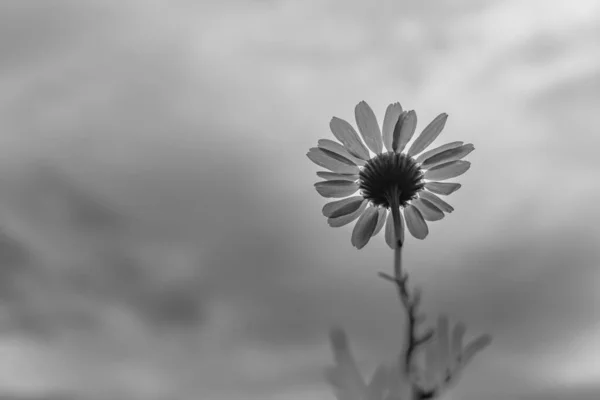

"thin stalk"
[384, 186, 436, 399]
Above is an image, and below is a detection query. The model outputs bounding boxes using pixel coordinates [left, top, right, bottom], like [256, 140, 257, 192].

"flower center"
[358, 151, 424, 208]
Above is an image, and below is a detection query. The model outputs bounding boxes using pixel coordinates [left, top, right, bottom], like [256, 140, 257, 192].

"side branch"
[378, 270, 435, 399]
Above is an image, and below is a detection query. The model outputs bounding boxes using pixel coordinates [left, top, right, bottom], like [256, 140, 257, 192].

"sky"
[0, 0, 599, 399]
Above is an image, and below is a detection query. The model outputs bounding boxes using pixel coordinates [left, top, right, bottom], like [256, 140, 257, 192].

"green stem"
[391, 204, 403, 279]
[387, 186, 426, 399]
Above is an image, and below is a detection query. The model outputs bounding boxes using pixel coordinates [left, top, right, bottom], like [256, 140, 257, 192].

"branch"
[378, 269, 433, 399]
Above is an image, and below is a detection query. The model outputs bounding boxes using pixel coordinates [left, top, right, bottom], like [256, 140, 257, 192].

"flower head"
[307, 101, 474, 249]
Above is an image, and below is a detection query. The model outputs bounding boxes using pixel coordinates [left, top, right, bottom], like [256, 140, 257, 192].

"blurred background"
[0, 0, 599, 399]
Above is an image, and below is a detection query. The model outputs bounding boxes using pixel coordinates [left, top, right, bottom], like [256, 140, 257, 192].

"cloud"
[0, 0, 598, 399]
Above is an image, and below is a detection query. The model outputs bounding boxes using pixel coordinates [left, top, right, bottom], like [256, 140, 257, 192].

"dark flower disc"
[359, 151, 424, 208]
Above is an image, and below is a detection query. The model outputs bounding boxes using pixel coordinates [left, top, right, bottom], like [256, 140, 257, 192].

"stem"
[385, 187, 436, 400]
[387, 188, 412, 372]
[391, 204, 403, 279]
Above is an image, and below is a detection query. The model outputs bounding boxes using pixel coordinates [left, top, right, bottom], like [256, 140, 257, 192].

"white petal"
[392, 110, 417, 153]
[412, 198, 444, 221]
[415, 141, 463, 164]
[355, 101, 383, 154]
[384, 207, 404, 249]
[407, 113, 448, 157]
[371, 208, 387, 237]
[424, 160, 471, 181]
[328, 200, 368, 227]
[351, 206, 379, 249]
[307, 148, 359, 174]
[317, 171, 359, 181]
[314, 181, 359, 198]
[322, 196, 364, 218]
[419, 191, 454, 213]
[384, 210, 394, 249]
[421, 144, 475, 170]
[424, 182, 461, 195]
[318, 139, 366, 166]
[382, 102, 403, 152]
[330, 117, 370, 160]
[404, 205, 429, 239]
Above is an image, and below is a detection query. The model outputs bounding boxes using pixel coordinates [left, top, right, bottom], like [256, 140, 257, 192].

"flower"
[307, 101, 474, 249]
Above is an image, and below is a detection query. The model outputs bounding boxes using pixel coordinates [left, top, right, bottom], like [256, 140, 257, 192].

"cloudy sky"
[0, 0, 599, 399]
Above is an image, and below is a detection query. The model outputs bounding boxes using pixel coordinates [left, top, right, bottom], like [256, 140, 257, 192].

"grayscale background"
[0, 1, 599, 399]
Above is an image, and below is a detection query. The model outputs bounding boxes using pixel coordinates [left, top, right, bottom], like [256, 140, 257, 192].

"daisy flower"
[307, 101, 474, 249]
